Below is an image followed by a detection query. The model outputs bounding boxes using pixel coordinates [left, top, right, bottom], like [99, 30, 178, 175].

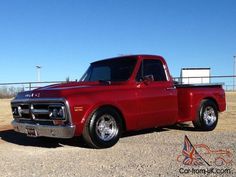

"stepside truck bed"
[175, 83, 226, 123]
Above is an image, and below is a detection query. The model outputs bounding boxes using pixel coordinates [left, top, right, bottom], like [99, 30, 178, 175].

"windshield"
[80, 57, 137, 82]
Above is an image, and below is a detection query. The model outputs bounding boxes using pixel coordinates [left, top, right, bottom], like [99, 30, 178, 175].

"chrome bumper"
[11, 120, 75, 139]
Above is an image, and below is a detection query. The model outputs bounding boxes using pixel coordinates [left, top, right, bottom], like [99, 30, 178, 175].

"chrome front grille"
[11, 99, 69, 123]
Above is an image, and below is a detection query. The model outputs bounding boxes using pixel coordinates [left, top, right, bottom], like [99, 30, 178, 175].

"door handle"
[166, 87, 176, 90]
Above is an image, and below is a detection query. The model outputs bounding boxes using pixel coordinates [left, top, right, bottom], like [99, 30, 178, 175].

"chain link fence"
[0, 81, 65, 98]
[0, 75, 235, 98]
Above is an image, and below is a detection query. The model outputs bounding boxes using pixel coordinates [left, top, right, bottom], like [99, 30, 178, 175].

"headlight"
[11, 104, 30, 118]
[12, 106, 19, 117]
[12, 106, 22, 117]
[48, 105, 65, 119]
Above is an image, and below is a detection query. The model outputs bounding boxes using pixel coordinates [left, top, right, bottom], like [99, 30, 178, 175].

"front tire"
[193, 99, 218, 131]
[82, 107, 122, 148]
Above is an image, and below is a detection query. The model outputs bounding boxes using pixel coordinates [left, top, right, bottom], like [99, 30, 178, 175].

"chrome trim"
[203, 106, 217, 126]
[175, 83, 224, 88]
[32, 117, 50, 121]
[15, 117, 31, 121]
[65, 100, 73, 126]
[12, 120, 75, 138]
[163, 64, 170, 81]
[11, 98, 72, 124]
[166, 87, 176, 90]
[31, 109, 49, 114]
[95, 114, 118, 141]
[11, 98, 67, 104]
[19, 108, 30, 115]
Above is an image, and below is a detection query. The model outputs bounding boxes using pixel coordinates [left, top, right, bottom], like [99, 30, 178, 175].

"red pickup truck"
[11, 55, 226, 148]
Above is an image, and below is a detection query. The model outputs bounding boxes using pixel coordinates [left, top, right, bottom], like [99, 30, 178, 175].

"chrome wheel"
[203, 106, 216, 126]
[95, 114, 118, 141]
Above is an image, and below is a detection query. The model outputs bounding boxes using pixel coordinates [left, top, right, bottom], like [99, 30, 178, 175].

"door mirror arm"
[142, 75, 154, 85]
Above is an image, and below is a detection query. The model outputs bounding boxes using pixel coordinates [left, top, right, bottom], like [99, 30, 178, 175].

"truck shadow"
[166, 123, 202, 131]
[121, 123, 201, 139]
[122, 127, 169, 138]
[0, 129, 88, 148]
[0, 124, 200, 149]
[0, 128, 168, 148]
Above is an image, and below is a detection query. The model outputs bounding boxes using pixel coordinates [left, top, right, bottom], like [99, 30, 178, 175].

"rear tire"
[193, 100, 218, 131]
[82, 107, 122, 148]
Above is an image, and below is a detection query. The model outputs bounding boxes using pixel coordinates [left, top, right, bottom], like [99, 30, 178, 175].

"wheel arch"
[81, 104, 126, 148]
[96, 105, 127, 132]
[192, 97, 219, 131]
[202, 97, 219, 111]
[81, 104, 127, 133]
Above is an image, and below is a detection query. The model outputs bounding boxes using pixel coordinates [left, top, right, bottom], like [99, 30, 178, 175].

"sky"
[0, 0, 236, 84]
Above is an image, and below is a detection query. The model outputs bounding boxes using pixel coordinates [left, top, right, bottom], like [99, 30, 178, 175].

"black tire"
[193, 99, 218, 131]
[82, 107, 123, 148]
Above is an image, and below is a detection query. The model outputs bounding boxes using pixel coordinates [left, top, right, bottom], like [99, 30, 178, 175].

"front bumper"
[12, 120, 75, 138]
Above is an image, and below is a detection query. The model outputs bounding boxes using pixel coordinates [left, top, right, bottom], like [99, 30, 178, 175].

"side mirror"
[142, 75, 154, 84]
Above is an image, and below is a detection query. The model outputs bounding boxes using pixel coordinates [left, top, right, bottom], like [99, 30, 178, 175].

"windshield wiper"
[98, 80, 111, 85]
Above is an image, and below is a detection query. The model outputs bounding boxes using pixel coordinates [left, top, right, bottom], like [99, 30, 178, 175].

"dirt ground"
[0, 99, 12, 131]
[0, 93, 235, 177]
[216, 92, 236, 131]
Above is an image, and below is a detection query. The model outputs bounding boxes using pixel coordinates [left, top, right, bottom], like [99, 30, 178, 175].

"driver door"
[136, 59, 178, 129]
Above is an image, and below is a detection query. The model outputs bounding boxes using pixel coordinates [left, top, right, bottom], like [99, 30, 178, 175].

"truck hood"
[14, 81, 127, 100]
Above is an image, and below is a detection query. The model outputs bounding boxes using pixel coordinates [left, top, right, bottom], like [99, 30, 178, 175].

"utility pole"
[36, 66, 42, 82]
[234, 56, 236, 91]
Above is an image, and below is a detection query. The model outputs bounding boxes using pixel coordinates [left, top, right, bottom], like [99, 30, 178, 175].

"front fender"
[66, 95, 125, 136]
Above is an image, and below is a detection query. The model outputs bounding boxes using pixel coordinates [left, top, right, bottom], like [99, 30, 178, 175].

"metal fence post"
[234, 56, 236, 91]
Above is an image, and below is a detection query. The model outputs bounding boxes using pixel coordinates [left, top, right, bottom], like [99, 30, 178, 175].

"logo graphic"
[181, 135, 207, 166]
[177, 135, 233, 167]
[25, 93, 40, 98]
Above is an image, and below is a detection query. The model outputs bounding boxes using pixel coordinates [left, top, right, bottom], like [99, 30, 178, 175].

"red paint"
[25, 55, 226, 136]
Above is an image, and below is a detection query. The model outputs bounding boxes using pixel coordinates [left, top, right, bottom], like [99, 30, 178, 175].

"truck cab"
[11, 55, 226, 148]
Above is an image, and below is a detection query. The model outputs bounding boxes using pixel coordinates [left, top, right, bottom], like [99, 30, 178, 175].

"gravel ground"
[0, 127, 235, 177]
[0, 93, 235, 177]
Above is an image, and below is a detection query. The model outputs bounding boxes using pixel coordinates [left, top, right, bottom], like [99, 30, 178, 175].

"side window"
[136, 59, 167, 82]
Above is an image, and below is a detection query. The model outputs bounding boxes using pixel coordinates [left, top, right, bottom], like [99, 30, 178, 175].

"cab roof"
[91, 54, 165, 64]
